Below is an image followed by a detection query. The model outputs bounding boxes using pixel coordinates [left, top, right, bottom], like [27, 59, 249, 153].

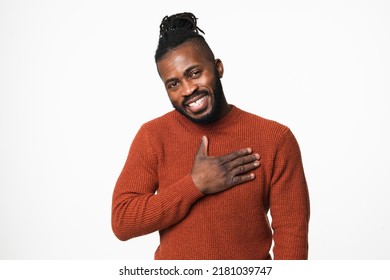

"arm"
[270, 128, 310, 259]
[111, 125, 204, 241]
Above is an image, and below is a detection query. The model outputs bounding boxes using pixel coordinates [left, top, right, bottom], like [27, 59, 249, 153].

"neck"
[215, 96, 231, 121]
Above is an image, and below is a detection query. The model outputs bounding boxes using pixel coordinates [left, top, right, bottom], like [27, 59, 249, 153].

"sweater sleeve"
[111, 125, 204, 241]
[269, 128, 310, 259]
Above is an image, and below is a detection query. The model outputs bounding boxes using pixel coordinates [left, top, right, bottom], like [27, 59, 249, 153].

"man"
[111, 12, 310, 260]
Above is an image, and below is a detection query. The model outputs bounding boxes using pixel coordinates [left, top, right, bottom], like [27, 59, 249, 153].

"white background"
[1, 0, 389, 260]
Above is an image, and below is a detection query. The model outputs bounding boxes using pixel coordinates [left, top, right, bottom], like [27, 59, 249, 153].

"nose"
[182, 80, 198, 97]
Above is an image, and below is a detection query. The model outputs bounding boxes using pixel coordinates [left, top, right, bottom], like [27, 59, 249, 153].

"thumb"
[196, 135, 208, 157]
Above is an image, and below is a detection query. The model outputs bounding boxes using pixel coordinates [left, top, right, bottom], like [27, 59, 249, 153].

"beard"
[171, 75, 224, 124]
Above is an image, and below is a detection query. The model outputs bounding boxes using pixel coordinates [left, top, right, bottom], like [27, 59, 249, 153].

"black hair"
[154, 12, 214, 62]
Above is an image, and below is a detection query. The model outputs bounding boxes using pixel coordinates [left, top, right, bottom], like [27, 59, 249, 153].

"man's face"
[157, 42, 225, 124]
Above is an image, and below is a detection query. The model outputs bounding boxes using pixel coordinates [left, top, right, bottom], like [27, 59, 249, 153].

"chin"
[179, 107, 219, 124]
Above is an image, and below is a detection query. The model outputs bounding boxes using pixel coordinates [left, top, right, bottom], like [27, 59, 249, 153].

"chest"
[155, 131, 275, 203]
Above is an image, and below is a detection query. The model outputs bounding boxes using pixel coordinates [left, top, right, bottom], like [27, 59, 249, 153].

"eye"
[190, 70, 201, 78]
[167, 81, 178, 89]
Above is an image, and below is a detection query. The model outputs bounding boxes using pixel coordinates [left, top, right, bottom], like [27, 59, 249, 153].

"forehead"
[157, 42, 212, 78]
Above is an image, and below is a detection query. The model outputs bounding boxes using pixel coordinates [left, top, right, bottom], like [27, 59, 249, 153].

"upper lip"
[183, 93, 207, 106]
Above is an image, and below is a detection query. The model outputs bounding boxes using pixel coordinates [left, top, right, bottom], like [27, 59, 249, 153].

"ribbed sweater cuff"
[169, 174, 205, 204]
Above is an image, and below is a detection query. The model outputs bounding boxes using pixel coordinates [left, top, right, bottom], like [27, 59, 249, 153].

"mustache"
[182, 90, 209, 106]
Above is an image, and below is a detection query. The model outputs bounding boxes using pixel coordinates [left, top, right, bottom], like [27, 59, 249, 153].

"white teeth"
[188, 96, 206, 107]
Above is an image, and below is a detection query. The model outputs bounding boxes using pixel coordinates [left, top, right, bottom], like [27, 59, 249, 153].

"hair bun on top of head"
[159, 12, 205, 38]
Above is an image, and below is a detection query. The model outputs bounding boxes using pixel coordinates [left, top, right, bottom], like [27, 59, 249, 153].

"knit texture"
[112, 105, 310, 259]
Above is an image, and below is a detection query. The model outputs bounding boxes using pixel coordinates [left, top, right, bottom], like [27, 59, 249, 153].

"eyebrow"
[164, 65, 202, 87]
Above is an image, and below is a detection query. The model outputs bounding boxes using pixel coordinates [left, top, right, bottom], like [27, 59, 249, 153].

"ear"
[215, 59, 224, 78]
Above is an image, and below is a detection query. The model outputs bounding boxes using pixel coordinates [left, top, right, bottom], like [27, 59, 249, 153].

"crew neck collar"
[173, 105, 243, 133]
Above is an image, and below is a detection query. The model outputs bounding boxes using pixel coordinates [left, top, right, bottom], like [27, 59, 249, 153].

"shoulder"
[139, 110, 177, 131]
[236, 108, 303, 160]
[134, 110, 180, 146]
[238, 107, 291, 137]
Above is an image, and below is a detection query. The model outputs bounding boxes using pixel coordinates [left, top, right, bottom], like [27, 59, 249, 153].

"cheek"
[167, 92, 181, 105]
[200, 73, 218, 90]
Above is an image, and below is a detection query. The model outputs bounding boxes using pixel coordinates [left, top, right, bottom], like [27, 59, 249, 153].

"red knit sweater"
[112, 105, 310, 259]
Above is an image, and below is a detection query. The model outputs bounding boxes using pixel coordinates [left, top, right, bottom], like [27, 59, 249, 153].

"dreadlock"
[154, 12, 214, 62]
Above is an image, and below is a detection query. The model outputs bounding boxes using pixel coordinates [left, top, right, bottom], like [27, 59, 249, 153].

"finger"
[218, 147, 252, 164]
[230, 172, 256, 186]
[223, 153, 260, 171]
[195, 135, 208, 157]
[231, 160, 260, 177]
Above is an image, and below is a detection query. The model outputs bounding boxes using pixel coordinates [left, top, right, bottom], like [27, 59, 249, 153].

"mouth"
[185, 94, 209, 114]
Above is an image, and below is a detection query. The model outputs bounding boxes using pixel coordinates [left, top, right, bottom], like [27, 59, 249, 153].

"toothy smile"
[187, 96, 207, 107]
[185, 95, 209, 114]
